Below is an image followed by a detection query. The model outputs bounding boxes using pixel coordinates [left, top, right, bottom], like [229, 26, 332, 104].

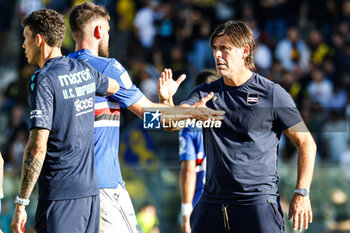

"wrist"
[294, 188, 309, 197]
[181, 202, 193, 216]
[14, 195, 30, 206]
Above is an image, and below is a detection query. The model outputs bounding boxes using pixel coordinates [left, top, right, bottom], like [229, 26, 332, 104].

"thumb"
[193, 92, 214, 107]
[201, 92, 214, 104]
[176, 74, 186, 85]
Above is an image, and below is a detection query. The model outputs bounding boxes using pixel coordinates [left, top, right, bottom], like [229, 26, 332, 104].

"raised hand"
[158, 68, 186, 103]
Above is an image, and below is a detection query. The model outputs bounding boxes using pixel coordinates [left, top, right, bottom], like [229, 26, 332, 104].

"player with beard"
[68, 3, 222, 232]
[11, 9, 120, 233]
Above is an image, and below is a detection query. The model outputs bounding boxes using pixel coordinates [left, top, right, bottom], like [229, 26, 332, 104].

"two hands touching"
[157, 68, 224, 124]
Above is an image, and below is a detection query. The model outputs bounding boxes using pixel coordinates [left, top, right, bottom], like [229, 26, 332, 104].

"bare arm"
[105, 77, 120, 96]
[180, 160, 196, 205]
[0, 152, 3, 199]
[19, 129, 49, 199]
[179, 160, 196, 233]
[12, 128, 49, 233]
[284, 121, 317, 232]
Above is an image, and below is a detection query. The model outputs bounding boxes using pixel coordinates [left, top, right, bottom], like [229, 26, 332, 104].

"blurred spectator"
[6, 128, 28, 174]
[18, 0, 44, 20]
[340, 141, 350, 165]
[328, 84, 348, 109]
[307, 66, 333, 107]
[308, 29, 334, 65]
[258, 0, 287, 43]
[137, 203, 160, 233]
[322, 111, 348, 162]
[134, 0, 157, 50]
[254, 39, 273, 76]
[275, 26, 310, 73]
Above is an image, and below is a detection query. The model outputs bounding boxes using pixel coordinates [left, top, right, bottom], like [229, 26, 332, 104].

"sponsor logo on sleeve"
[120, 72, 132, 89]
[30, 110, 43, 119]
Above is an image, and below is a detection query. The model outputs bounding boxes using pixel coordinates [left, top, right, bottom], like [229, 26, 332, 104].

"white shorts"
[99, 185, 139, 233]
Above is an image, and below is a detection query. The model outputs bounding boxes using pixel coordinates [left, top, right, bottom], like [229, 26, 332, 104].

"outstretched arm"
[11, 128, 49, 233]
[284, 121, 317, 232]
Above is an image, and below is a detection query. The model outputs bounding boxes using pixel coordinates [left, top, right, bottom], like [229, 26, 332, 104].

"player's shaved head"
[69, 2, 110, 39]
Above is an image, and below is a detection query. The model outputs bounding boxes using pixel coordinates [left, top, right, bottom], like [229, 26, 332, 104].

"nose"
[213, 49, 222, 58]
[22, 41, 25, 49]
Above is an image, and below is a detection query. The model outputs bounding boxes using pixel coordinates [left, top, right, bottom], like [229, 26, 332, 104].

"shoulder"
[104, 58, 126, 73]
[252, 73, 277, 91]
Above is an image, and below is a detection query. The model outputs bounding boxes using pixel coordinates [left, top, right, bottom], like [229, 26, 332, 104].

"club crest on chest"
[247, 93, 259, 106]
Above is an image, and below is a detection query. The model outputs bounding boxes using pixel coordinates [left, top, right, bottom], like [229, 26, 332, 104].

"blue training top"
[179, 127, 206, 206]
[29, 56, 109, 200]
[68, 49, 143, 189]
[182, 73, 302, 205]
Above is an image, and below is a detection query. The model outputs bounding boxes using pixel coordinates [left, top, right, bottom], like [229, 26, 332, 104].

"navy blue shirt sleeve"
[273, 84, 303, 130]
[29, 73, 54, 130]
[103, 59, 143, 108]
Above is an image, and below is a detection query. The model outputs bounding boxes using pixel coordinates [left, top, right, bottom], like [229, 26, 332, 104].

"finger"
[298, 212, 303, 232]
[168, 68, 173, 80]
[309, 207, 313, 223]
[161, 72, 166, 85]
[176, 74, 187, 85]
[293, 213, 298, 231]
[304, 211, 308, 230]
[165, 69, 170, 81]
[200, 92, 214, 104]
[288, 206, 293, 220]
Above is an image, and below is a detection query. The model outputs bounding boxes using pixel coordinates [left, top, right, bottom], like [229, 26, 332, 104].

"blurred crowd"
[0, 0, 350, 231]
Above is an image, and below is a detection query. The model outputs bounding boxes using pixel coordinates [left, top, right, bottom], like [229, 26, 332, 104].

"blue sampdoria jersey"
[29, 56, 109, 200]
[179, 127, 206, 206]
[182, 73, 302, 205]
[68, 49, 143, 189]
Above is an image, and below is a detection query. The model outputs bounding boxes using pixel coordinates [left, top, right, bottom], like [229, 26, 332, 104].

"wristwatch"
[294, 188, 309, 197]
[14, 195, 30, 206]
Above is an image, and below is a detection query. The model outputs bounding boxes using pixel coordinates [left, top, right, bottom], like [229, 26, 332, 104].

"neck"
[75, 38, 98, 56]
[223, 68, 253, 87]
[38, 46, 62, 68]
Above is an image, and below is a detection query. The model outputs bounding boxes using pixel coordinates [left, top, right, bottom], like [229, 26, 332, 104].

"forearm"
[18, 129, 48, 199]
[0, 153, 3, 197]
[19, 149, 45, 199]
[295, 134, 317, 190]
[179, 162, 196, 204]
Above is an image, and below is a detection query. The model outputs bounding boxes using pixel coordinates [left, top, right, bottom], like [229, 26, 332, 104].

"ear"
[35, 34, 45, 47]
[94, 26, 102, 39]
[242, 45, 250, 60]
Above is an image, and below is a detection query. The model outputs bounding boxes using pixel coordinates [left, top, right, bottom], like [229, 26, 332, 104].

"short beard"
[98, 42, 109, 58]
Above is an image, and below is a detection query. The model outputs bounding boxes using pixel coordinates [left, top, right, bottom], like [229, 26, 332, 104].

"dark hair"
[69, 2, 110, 39]
[210, 20, 256, 71]
[23, 9, 66, 47]
[195, 71, 217, 86]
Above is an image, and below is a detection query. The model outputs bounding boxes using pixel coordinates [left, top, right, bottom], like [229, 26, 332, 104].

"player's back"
[29, 56, 108, 200]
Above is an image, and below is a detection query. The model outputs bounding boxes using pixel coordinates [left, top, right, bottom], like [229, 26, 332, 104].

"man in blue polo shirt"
[11, 9, 119, 233]
[163, 21, 317, 233]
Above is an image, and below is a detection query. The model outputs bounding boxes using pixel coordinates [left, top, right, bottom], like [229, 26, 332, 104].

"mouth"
[216, 62, 226, 69]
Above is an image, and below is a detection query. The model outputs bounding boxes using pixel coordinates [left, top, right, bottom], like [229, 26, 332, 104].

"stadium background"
[0, 0, 350, 232]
